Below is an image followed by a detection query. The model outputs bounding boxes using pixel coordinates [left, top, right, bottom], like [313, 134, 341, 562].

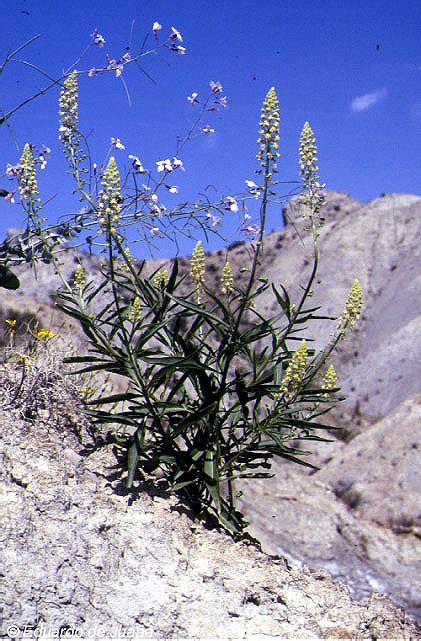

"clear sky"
[1, 0, 420, 258]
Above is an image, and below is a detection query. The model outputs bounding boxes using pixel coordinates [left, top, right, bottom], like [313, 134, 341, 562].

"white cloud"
[350, 88, 388, 113]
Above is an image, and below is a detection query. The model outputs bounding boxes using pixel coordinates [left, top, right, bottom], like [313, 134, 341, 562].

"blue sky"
[1, 0, 420, 257]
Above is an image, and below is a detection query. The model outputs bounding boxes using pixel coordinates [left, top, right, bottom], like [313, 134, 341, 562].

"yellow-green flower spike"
[323, 364, 337, 397]
[154, 268, 169, 289]
[299, 121, 325, 218]
[299, 122, 318, 183]
[98, 157, 123, 232]
[73, 264, 86, 291]
[19, 144, 38, 201]
[59, 71, 79, 134]
[131, 296, 142, 322]
[256, 87, 280, 176]
[190, 241, 206, 303]
[275, 339, 308, 399]
[190, 241, 206, 285]
[337, 279, 364, 334]
[221, 261, 234, 295]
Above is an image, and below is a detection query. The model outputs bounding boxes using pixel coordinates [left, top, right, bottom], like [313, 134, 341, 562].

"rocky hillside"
[0, 362, 417, 639]
[1, 190, 420, 630]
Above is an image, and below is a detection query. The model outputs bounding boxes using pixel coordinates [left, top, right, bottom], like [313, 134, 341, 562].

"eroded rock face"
[0, 368, 418, 639]
[239, 396, 421, 620]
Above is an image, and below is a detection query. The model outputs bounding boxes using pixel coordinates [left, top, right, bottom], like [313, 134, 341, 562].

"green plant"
[55, 87, 363, 534]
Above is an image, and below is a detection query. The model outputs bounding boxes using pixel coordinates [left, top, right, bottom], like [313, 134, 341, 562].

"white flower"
[225, 196, 238, 213]
[111, 137, 125, 150]
[245, 179, 258, 189]
[150, 226, 161, 236]
[244, 225, 259, 236]
[152, 21, 162, 32]
[173, 45, 186, 55]
[201, 125, 215, 134]
[156, 158, 173, 172]
[128, 155, 147, 173]
[172, 157, 184, 170]
[151, 193, 158, 202]
[210, 80, 223, 94]
[170, 27, 183, 41]
[168, 185, 179, 194]
[187, 92, 199, 105]
[88, 68, 98, 77]
[6, 163, 22, 179]
[91, 29, 106, 47]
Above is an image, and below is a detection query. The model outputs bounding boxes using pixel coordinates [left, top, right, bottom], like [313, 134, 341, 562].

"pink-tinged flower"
[6, 163, 22, 179]
[156, 158, 173, 172]
[129, 155, 148, 173]
[152, 21, 162, 33]
[210, 81, 223, 94]
[205, 212, 221, 227]
[201, 125, 215, 134]
[244, 225, 259, 236]
[5, 191, 16, 204]
[106, 56, 124, 77]
[170, 27, 183, 42]
[187, 92, 199, 105]
[150, 226, 161, 236]
[122, 52, 131, 63]
[171, 157, 184, 170]
[167, 185, 179, 194]
[218, 96, 228, 109]
[88, 68, 98, 77]
[225, 196, 238, 213]
[111, 137, 125, 151]
[91, 28, 106, 47]
[171, 45, 186, 55]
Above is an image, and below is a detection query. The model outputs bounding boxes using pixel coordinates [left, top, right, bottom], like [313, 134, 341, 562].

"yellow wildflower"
[5, 319, 17, 329]
[35, 329, 55, 340]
